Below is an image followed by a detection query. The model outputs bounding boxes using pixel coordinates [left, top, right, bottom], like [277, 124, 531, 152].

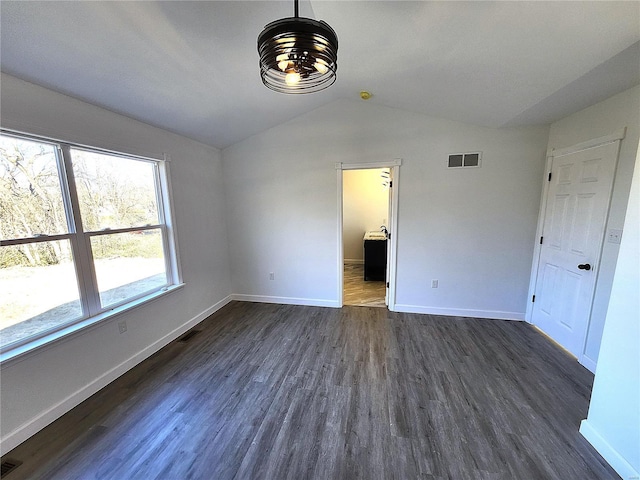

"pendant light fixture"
[257, 0, 338, 94]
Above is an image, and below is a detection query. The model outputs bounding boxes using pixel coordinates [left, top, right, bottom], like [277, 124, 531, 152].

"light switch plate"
[607, 229, 623, 244]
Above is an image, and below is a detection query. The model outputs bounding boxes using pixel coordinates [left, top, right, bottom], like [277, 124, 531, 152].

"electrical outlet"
[269, 272, 275, 280]
[118, 321, 127, 334]
[607, 228, 623, 244]
[431, 280, 438, 288]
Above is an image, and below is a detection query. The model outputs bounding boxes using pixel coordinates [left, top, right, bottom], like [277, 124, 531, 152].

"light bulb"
[314, 60, 328, 74]
[276, 54, 290, 72]
[285, 72, 301, 86]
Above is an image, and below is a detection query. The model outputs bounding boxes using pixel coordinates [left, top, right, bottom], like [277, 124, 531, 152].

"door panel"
[532, 142, 619, 358]
[560, 271, 580, 329]
[549, 194, 569, 248]
[571, 194, 595, 254]
[539, 264, 558, 315]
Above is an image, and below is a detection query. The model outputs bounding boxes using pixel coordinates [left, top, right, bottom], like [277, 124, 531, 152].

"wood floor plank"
[2, 302, 619, 480]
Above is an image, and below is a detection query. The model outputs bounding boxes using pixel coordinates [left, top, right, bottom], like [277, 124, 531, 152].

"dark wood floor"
[2, 302, 618, 479]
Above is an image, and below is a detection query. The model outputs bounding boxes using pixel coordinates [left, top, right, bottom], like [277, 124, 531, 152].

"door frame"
[525, 128, 625, 370]
[337, 160, 401, 310]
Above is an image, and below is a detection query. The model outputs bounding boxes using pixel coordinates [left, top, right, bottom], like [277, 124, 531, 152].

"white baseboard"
[231, 294, 340, 309]
[392, 304, 525, 321]
[0, 295, 233, 454]
[344, 258, 364, 265]
[580, 419, 639, 480]
[580, 355, 597, 374]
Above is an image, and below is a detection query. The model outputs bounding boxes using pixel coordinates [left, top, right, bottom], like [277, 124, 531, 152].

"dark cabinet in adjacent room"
[364, 232, 387, 281]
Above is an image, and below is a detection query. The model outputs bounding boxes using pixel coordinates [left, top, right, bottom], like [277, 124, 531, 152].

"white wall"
[0, 74, 232, 452]
[222, 100, 549, 317]
[579, 139, 640, 479]
[343, 168, 389, 262]
[546, 85, 640, 367]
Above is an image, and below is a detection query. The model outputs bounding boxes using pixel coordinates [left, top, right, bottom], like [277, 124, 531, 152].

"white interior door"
[532, 141, 620, 358]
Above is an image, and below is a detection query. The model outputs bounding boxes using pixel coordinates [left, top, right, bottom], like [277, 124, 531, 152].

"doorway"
[337, 161, 400, 309]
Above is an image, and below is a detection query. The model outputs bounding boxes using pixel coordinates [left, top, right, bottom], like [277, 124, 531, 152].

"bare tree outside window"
[0, 133, 175, 351]
[0, 137, 68, 261]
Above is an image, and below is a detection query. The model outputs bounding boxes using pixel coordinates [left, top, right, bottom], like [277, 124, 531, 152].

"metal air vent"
[448, 152, 482, 168]
[1, 459, 22, 477]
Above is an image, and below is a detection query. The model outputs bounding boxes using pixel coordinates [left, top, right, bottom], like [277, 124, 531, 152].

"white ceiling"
[1, 1, 639, 149]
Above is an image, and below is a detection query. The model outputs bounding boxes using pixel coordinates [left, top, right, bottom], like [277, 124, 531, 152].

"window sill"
[0, 283, 185, 367]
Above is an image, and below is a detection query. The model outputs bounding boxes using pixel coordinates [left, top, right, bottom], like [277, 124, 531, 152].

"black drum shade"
[257, 1, 338, 94]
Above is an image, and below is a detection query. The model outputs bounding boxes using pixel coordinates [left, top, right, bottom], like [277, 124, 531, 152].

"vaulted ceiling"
[1, 1, 639, 149]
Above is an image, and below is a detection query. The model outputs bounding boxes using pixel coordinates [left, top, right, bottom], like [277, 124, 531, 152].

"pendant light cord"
[294, 0, 299, 18]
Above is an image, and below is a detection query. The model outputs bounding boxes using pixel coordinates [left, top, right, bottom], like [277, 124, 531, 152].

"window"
[0, 131, 180, 354]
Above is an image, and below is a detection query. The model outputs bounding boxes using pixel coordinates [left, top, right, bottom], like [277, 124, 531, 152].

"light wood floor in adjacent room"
[2, 302, 617, 479]
[343, 263, 386, 307]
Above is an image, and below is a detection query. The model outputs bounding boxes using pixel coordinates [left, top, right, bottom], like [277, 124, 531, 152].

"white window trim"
[0, 129, 183, 364]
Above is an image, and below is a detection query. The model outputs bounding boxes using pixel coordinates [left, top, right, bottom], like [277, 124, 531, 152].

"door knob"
[578, 263, 592, 271]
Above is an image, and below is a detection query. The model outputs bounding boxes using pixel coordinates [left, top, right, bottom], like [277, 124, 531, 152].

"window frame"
[0, 129, 183, 361]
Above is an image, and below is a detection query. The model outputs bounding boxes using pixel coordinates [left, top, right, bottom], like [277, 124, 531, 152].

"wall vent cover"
[448, 152, 482, 168]
[1, 459, 22, 477]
